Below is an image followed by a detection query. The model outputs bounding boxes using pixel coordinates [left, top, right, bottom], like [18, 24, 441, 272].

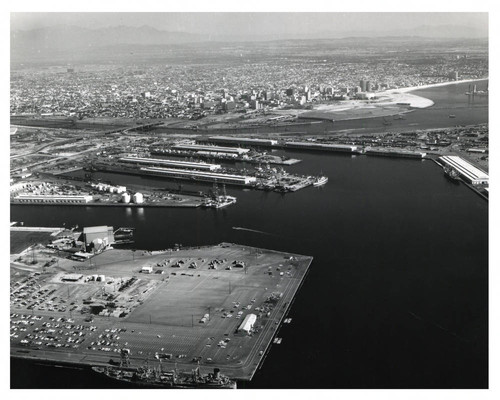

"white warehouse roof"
[238, 313, 257, 333]
[440, 155, 489, 184]
[173, 143, 250, 154]
[120, 157, 221, 171]
[141, 166, 256, 185]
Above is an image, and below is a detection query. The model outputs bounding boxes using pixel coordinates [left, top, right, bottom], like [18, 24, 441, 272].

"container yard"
[10, 241, 313, 382]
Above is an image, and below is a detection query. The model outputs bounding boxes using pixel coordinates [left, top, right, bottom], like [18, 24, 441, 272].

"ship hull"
[92, 367, 237, 389]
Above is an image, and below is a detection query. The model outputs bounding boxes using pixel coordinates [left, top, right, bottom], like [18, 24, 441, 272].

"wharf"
[10, 243, 313, 382]
[151, 150, 301, 166]
[364, 147, 427, 159]
[11, 199, 202, 208]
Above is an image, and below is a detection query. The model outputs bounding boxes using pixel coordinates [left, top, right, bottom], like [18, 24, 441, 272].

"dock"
[10, 243, 313, 382]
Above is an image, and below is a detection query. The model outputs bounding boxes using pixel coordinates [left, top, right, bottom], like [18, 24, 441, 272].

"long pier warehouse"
[439, 155, 489, 184]
[119, 157, 222, 171]
[140, 166, 257, 185]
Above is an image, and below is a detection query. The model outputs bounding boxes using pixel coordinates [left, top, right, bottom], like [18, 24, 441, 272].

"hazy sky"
[11, 12, 488, 36]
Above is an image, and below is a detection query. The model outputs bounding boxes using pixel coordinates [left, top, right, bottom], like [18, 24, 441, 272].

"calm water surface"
[11, 150, 488, 388]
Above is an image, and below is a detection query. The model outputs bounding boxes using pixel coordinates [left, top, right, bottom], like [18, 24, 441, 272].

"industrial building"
[61, 274, 83, 282]
[365, 148, 427, 159]
[173, 143, 250, 155]
[238, 314, 257, 334]
[82, 226, 115, 251]
[120, 157, 222, 171]
[285, 141, 359, 153]
[206, 136, 279, 147]
[140, 166, 257, 186]
[14, 194, 93, 204]
[439, 155, 489, 185]
[196, 151, 239, 159]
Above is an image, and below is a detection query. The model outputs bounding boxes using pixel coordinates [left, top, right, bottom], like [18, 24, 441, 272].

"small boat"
[444, 165, 460, 182]
[449, 114, 456, 118]
[203, 196, 236, 209]
[313, 176, 328, 187]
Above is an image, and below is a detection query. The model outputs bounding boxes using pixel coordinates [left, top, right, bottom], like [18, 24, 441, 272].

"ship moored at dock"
[92, 365, 237, 389]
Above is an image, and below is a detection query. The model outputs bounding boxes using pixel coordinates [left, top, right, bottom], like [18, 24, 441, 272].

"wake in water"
[408, 311, 469, 343]
[232, 227, 274, 236]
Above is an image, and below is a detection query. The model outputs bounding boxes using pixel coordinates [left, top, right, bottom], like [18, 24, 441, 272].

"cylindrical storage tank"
[121, 192, 131, 203]
[133, 192, 144, 204]
[108, 186, 114, 193]
[97, 184, 104, 191]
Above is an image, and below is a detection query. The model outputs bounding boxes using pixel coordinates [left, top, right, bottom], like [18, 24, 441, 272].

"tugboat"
[313, 176, 328, 187]
[443, 165, 461, 182]
[202, 184, 237, 209]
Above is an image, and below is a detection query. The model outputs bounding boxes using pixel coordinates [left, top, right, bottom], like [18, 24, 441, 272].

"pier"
[10, 243, 313, 382]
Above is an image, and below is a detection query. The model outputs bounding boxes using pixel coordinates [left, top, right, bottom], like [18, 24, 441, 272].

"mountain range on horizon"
[10, 23, 488, 65]
[11, 23, 488, 51]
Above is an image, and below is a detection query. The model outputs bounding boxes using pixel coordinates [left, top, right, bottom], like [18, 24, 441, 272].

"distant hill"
[10, 24, 488, 65]
[11, 25, 204, 53]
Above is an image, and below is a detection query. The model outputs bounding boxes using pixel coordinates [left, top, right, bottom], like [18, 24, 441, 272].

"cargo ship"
[92, 365, 237, 389]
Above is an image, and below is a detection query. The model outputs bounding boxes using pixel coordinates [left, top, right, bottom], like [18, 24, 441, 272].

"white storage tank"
[133, 192, 144, 204]
[108, 186, 115, 193]
[121, 192, 131, 203]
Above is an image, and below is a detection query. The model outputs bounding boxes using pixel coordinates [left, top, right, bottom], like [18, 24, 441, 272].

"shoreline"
[391, 77, 488, 94]
[298, 77, 487, 123]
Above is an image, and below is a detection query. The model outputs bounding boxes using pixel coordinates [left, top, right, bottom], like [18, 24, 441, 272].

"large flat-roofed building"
[207, 136, 278, 147]
[120, 157, 221, 171]
[140, 166, 257, 186]
[173, 143, 250, 155]
[15, 194, 93, 204]
[365, 148, 427, 159]
[197, 151, 239, 159]
[439, 155, 489, 185]
[285, 141, 359, 153]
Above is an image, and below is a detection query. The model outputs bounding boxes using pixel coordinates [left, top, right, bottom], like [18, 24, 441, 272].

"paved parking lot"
[11, 243, 312, 380]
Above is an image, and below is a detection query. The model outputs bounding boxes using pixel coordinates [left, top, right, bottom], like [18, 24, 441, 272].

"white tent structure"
[237, 314, 256, 334]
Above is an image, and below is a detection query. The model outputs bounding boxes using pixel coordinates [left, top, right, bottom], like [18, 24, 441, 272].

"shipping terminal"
[10, 232, 313, 388]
